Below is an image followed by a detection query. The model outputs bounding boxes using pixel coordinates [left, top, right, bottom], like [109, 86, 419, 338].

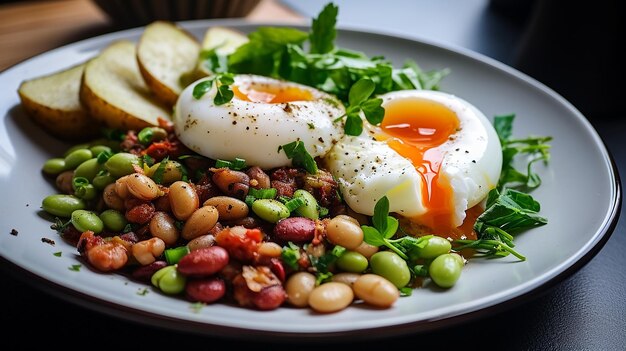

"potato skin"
[17, 63, 100, 140]
[79, 76, 154, 132]
[137, 59, 179, 108]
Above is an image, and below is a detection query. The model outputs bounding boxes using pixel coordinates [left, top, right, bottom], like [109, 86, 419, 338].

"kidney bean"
[132, 260, 168, 282]
[185, 277, 226, 304]
[273, 217, 316, 243]
[102, 183, 125, 212]
[246, 166, 270, 189]
[252, 285, 287, 310]
[187, 234, 216, 251]
[211, 168, 249, 199]
[177, 246, 229, 277]
[125, 202, 155, 224]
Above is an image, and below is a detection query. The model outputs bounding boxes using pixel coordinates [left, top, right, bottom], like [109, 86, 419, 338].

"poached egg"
[324, 89, 502, 236]
[173, 74, 345, 169]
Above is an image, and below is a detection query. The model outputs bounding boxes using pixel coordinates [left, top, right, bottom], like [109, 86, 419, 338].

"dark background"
[2, 0, 625, 349]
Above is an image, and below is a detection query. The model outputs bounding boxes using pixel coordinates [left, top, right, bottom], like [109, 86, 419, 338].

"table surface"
[2, 1, 624, 349]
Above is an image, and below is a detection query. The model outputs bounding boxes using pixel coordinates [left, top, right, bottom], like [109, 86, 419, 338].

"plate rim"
[0, 18, 622, 340]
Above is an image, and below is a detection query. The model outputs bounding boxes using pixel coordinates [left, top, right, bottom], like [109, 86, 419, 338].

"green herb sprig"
[207, 2, 447, 136]
[453, 114, 551, 261]
[336, 78, 385, 136]
[279, 140, 318, 174]
[494, 114, 552, 191]
[361, 196, 431, 261]
[192, 72, 235, 105]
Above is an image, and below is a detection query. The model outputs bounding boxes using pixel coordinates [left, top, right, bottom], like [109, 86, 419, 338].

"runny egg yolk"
[233, 83, 314, 103]
[375, 98, 466, 236]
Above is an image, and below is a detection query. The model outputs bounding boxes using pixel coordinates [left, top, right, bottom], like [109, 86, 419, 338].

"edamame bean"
[99, 209, 127, 232]
[89, 145, 112, 157]
[73, 183, 97, 200]
[88, 138, 121, 152]
[151, 265, 186, 294]
[41, 194, 85, 217]
[74, 158, 104, 181]
[105, 152, 140, 178]
[251, 199, 290, 223]
[336, 251, 368, 273]
[138, 127, 167, 144]
[92, 173, 115, 190]
[42, 158, 66, 175]
[429, 253, 464, 288]
[292, 189, 319, 219]
[63, 143, 90, 157]
[71, 209, 104, 233]
[64, 149, 93, 170]
[369, 251, 411, 289]
[413, 236, 452, 259]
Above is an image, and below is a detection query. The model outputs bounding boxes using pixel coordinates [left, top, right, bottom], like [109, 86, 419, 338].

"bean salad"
[40, 118, 466, 313]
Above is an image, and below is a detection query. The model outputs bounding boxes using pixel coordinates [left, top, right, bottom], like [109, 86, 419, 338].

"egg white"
[324, 89, 502, 227]
[173, 74, 346, 169]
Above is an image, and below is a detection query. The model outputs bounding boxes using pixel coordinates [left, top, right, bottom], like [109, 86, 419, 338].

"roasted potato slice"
[80, 40, 172, 131]
[17, 63, 100, 140]
[137, 21, 201, 107]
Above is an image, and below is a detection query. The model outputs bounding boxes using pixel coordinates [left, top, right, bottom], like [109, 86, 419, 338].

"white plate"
[0, 20, 620, 340]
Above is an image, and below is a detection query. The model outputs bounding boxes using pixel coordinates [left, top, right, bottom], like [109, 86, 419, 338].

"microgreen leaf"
[362, 225, 386, 247]
[372, 196, 390, 233]
[192, 79, 213, 100]
[348, 78, 376, 106]
[344, 113, 363, 136]
[383, 216, 399, 239]
[361, 98, 384, 125]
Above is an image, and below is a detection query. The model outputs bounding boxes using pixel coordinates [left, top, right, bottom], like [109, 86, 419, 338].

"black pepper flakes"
[10, 229, 18, 236]
[41, 237, 55, 245]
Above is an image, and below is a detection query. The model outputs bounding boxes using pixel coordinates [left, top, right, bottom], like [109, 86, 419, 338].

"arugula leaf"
[224, 6, 447, 106]
[280, 140, 318, 174]
[228, 27, 309, 76]
[199, 48, 229, 74]
[454, 188, 547, 261]
[495, 114, 552, 191]
[309, 2, 338, 54]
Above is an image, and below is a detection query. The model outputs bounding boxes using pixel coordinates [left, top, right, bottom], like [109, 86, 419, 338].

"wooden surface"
[0, 0, 304, 71]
